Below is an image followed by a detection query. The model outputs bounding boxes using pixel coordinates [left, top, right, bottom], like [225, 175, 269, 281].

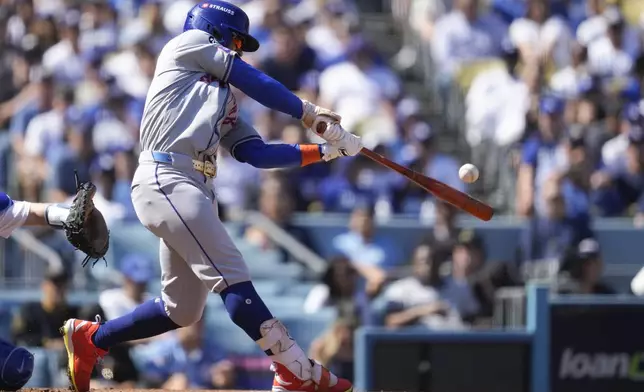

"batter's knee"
[165, 301, 205, 327]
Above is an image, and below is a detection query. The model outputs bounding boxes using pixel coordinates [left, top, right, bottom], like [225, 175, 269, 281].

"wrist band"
[299, 144, 322, 167]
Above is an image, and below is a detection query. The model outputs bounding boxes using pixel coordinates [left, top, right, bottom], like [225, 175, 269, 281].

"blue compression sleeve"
[227, 57, 303, 119]
[233, 138, 322, 169]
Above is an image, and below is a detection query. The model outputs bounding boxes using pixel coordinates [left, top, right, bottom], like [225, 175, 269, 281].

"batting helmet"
[0, 340, 34, 391]
[184, 1, 260, 53]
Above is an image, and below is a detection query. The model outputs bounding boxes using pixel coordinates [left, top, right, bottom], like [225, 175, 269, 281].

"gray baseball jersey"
[132, 30, 260, 326]
[140, 29, 260, 159]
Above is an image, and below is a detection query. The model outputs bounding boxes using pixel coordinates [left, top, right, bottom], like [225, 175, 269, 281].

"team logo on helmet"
[200, 3, 235, 15]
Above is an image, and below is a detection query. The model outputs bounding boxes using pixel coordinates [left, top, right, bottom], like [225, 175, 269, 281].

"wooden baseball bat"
[316, 123, 494, 222]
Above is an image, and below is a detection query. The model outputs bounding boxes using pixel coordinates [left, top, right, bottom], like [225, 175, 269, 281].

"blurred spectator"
[318, 37, 401, 133]
[11, 269, 78, 348]
[319, 149, 399, 214]
[42, 10, 85, 86]
[120, 0, 172, 54]
[45, 122, 91, 203]
[421, 201, 460, 265]
[466, 40, 530, 194]
[521, 178, 593, 262]
[136, 313, 237, 389]
[601, 100, 642, 167]
[378, 243, 464, 329]
[550, 41, 590, 99]
[440, 230, 483, 321]
[509, 0, 573, 70]
[557, 125, 596, 223]
[332, 204, 401, 271]
[558, 238, 615, 294]
[19, 85, 77, 201]
[259, 24, 317, 91]
[575, 0, 608, 46]
[214, 146, 260, 220]
[305, 1, 357, 67]
[78, 1, 118, 57]
[63, 153, 133, 226]
[308, 315, 358, 381]
[99, 253, 155, 320]
[431, 0, 507, 81]
[244, 173, 314, 261]
[303, 255, 373, 323]
[587, 7, 639, 77]
[5, 0, 36, 48]
[592, 121, 644, 219]
[392, 124, 463, 218]
[517, 95, 568, 217]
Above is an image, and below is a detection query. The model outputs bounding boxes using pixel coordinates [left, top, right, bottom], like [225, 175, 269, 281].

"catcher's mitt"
[63, 172, 110, 267]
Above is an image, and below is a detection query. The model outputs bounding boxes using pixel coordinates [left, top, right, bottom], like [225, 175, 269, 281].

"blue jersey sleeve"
[227, 57, 304, 119]
[233, 138, 322, 169]
[0, 192, 13, 212]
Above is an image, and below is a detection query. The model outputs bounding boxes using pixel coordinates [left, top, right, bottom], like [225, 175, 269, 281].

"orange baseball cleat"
[271, 361, 353, 392]
[60, 318, 108, 392]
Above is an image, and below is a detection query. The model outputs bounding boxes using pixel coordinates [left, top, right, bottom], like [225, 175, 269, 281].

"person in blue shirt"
[332, 204, 402, 271]
[521, 176, 593, 262]
[517, 95, 568, 217]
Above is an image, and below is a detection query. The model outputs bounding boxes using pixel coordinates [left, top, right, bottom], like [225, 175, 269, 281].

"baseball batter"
[61, 2, 361, 392]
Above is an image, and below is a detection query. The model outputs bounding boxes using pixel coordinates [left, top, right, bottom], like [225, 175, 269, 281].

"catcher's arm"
[24, 203, 69, 227]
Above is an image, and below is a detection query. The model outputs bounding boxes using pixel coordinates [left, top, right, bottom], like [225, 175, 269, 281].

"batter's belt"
[139, 151, 217, 178]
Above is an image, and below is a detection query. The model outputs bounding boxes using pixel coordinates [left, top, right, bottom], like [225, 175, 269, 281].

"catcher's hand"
[63, 173, 110, 267]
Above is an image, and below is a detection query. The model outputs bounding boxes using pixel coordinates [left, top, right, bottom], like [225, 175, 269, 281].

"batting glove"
[301, 100, 341, 131]
[321, 132, 363, 161]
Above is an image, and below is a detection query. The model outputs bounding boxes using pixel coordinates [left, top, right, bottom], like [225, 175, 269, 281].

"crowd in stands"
[1, 0, 644, 389]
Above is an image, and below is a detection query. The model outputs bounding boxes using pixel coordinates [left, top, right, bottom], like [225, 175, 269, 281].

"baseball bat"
[316, 122, 494, 222]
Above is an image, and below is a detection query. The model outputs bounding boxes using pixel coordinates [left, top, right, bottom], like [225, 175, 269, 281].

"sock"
[220, 281, 274, 353]
[221, 282, 319, 381]
[92, 298, 180, 350]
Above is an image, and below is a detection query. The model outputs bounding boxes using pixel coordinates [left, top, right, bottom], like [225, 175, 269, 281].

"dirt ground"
[22, 390, 260, 392]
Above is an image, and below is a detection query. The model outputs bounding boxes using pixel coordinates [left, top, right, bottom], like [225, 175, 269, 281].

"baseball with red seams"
[459, 163, 479, 183]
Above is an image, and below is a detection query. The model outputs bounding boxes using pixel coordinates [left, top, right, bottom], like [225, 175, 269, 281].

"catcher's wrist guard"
[63, 172, 110, 267]
[45, 205, 70, 227]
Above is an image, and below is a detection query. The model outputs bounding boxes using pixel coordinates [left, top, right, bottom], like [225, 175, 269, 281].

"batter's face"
[228, 34, 244, 57]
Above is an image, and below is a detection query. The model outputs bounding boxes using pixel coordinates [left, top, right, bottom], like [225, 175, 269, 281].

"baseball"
[459, 163, 479, 183]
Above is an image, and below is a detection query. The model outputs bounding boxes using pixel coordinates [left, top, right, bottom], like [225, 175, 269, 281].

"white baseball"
[459, 163, 479, 183]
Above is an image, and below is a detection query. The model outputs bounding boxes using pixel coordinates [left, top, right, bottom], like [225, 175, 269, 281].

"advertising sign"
[370, 340, 530, 392]
[551, 304, 644, 392]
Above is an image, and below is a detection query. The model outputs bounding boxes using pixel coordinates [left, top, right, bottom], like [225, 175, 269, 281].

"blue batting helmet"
[184, 1, 260, 53]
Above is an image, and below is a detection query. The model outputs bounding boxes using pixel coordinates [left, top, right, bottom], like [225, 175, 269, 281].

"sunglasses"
[231, 32, 245, 52]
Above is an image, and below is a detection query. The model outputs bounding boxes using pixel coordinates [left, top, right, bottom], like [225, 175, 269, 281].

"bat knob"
[315, 121, 327, 135]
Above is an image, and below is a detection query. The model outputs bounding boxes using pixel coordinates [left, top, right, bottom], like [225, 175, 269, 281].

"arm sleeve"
[227, 57, 304, 119]
[220, 117, 322, 168]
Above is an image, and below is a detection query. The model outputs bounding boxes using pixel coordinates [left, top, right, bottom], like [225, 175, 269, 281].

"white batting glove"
[321, 132, 363, 162]
[312, 121, 350, 143]
[301, 100, 341, 131]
